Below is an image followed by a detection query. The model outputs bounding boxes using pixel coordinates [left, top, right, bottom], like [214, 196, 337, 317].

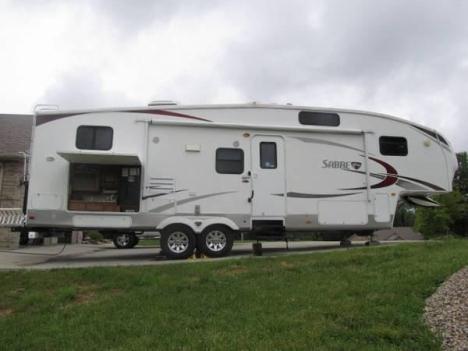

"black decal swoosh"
[142, 189, 186, 200]
[149, 191, 236, 213]
[273, 192, 361, 198]
[396, 175, 445, 191]
[395, 179, 428, 191]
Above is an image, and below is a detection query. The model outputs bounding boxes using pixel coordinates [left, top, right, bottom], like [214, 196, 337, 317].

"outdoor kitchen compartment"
[68, 164, 140, 212]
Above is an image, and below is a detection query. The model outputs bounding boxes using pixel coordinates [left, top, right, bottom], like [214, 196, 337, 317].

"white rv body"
[25, 103, 457, 255]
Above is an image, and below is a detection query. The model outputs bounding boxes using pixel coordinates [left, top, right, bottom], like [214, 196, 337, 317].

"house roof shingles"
[0, 114, 33, 158]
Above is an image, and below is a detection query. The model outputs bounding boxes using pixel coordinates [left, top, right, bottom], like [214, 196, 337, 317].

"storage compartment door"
[374, 193, 391, 223]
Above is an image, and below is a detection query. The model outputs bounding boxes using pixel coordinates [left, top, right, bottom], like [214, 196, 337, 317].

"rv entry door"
[250, 136, 286, 219]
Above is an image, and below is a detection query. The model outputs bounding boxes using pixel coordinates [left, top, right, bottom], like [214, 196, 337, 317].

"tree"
[414, 205, 451, 237]
[414, 152, 468, 238]
[453, 152, 468, 235]
[455, 152, 468, 194]
[414, 191, 461, 237]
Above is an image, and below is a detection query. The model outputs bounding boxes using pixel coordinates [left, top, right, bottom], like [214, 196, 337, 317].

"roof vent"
[148, 100, 178, 107]
[34, 104, 59, 112]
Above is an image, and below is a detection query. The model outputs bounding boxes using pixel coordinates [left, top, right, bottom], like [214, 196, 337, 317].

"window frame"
[298, 111, 340, 127]
[260, 142, 277, 169]
[215, 148, 244, 174]
[76, 126, 113, 151]
[379, 136, 408, 156]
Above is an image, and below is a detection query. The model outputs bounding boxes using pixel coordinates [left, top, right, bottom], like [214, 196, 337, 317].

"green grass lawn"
[136, 238, 160, 247]
[1, 240, 467, 351]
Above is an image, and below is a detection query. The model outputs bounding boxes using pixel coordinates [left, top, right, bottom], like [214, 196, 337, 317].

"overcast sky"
[0, 0, 467, 151]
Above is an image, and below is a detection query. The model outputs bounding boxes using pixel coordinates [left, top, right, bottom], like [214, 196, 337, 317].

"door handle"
[248, 190, 255, 203]
[242, 171, 251, 183]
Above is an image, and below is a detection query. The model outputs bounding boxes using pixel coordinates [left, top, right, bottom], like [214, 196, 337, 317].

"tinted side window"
[414, 126, 449, 146]
[437, 134, 448, 146]
[76, 126, 94, 149]
[260, 142, 277, 169]
[379, 136, 408, 156]
[76, 126, 113, 150]
[414, 126, 437, 140]
[299, 111, 340, 126]
[216, 148, 244, 174]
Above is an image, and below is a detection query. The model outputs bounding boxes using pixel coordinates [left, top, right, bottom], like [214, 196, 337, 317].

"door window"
[260, 142, 277, 169]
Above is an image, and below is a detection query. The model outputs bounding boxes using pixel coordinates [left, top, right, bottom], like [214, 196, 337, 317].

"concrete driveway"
[0, 240, 414, 270]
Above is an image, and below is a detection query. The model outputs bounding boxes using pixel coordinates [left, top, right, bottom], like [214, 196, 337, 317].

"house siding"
[0, 159, 26, 248]
[0, 114, 32, 248]
[0, 160, 24, 248]
[0, 160, 24, 208]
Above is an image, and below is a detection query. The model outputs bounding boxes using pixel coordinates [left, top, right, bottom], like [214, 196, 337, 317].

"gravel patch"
[424, 267, 468, 351]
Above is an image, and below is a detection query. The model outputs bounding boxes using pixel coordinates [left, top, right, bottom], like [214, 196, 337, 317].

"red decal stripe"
[124, 109, 212, 122]
[36, 109, 211, 126]
[368, 157, 398, 189]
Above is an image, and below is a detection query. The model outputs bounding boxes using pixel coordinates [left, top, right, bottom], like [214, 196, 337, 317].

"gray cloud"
[217, 0, 468, 150]
[3, 0, 468, 150]
[223, 0, 468, 95]
[88, 0, 224, 35]
[39, 69, 137, 110]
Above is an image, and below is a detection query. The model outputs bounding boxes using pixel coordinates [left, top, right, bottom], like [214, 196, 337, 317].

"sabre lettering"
[322, 160, 362, 170]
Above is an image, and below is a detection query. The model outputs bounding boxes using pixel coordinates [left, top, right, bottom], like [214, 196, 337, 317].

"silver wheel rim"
[116, 234, 131, 246]
[205, 230, 227, 252]
[167, 231, 190, 253]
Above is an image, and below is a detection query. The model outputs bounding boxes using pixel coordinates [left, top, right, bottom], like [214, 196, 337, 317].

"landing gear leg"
[19, 230, 29, 246]
[340, 238, 352, 247]
[252, 241, 263, 256]
[365, 235, 380, 246]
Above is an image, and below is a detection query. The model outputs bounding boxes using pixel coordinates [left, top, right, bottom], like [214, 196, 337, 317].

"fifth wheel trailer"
[14, 102, 458, 258]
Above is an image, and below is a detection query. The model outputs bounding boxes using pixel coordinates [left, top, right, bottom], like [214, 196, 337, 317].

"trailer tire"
[161, 225, 196, 259]
[199, 225, 234, 258]
[133, 236, 140, 246]
[113, 233, 138, 249]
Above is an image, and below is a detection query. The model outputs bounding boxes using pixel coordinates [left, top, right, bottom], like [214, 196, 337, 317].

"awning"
[57, 151, 141, 165]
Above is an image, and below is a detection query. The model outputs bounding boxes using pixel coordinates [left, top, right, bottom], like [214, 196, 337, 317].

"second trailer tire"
[199, 225, 234, 258]
[113, 233, 138, 249]
[161, 225, 196, 259]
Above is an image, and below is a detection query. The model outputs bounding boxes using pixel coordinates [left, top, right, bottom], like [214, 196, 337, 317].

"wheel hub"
[116, 234, 131, 246]
[167, 232, 189, 253]
[205, 230, 227, 252]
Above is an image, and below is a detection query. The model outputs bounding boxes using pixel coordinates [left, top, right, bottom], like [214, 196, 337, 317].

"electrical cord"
[0, 242, 67, 256]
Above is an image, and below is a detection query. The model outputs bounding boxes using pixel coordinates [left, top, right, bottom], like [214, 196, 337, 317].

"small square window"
[379, 136, 408, 156]
[76, 126, 113, 150]
[260, 142, 277, 169]
[216, 148, 244, 174]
